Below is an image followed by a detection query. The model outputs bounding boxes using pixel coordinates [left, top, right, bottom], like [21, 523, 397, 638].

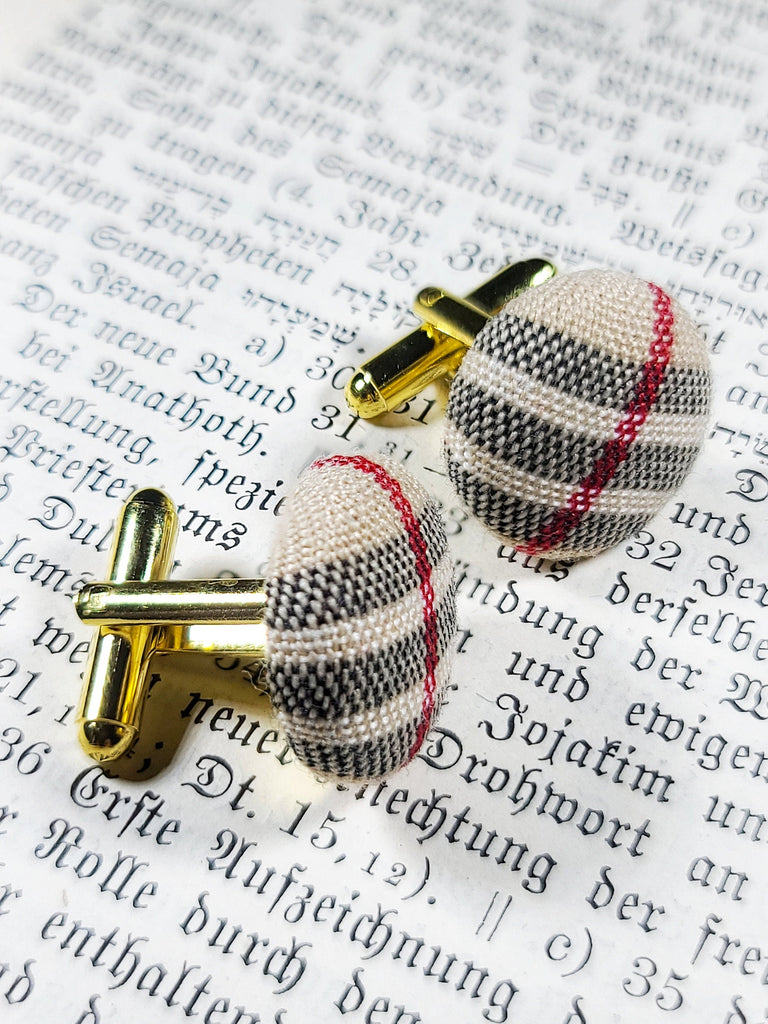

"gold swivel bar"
[75, 503, 268, 762]
[345, 258, 556, 418]
[76, 488, 179, 762]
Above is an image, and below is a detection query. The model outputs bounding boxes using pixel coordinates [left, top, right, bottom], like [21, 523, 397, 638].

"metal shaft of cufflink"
[75, 488, 267, 763]
[345, 258, 556, 418]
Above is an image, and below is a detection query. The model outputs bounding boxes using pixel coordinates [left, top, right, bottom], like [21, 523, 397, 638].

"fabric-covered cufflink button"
[74, 455, 457, 783]
[347, 261, 711, 560]
[267, 454, 455, 781]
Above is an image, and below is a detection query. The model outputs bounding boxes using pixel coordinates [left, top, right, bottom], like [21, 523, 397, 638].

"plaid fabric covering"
[267, 454, 456, 782]
[445, 270, 712, 559]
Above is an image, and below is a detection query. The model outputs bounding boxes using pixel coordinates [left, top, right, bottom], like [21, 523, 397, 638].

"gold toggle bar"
[345, 258, 556, 418]
[76, 488, 178, 762]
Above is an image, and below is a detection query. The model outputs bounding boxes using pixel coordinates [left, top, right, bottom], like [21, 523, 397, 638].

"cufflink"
[346, 261, 712, 560]
[74, 455, 456, 783]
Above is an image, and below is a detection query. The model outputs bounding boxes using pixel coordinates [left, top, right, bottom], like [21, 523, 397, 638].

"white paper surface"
[0, 1, 766, 1021]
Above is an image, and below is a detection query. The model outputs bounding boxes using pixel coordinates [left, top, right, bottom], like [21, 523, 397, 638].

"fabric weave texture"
[267, 454, 456, 782]
[445, 269, 712, 559]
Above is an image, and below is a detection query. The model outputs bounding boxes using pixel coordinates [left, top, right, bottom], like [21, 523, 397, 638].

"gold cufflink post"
[76, 488, 267, 763]
[345, 258, 556, 418]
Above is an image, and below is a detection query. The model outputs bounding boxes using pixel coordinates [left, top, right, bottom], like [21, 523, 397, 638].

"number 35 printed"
[623, 957, 688, 1010]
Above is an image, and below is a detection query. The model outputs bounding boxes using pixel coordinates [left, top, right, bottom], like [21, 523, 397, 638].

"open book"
[0, 1, 765, 1020]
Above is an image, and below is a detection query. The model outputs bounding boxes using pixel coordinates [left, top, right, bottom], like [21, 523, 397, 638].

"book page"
[0, 1, 765, 1021]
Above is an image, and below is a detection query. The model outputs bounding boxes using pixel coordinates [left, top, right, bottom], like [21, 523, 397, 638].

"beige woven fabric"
[445, 270, 711, 559]
[267, 454, 456, 781]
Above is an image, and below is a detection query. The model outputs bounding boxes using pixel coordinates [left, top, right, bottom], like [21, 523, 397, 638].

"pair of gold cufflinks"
[74, 260, 712, 782]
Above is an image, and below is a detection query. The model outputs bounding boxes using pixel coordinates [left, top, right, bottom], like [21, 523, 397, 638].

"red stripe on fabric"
[312, 455, 439, 758]
[524, 282, 676, 554]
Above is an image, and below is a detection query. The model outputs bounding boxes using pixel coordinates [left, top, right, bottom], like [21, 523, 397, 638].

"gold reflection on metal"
[76, 488, 178, 762]
[345, 258, 556, 418]
[75, 490, 267, 763]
